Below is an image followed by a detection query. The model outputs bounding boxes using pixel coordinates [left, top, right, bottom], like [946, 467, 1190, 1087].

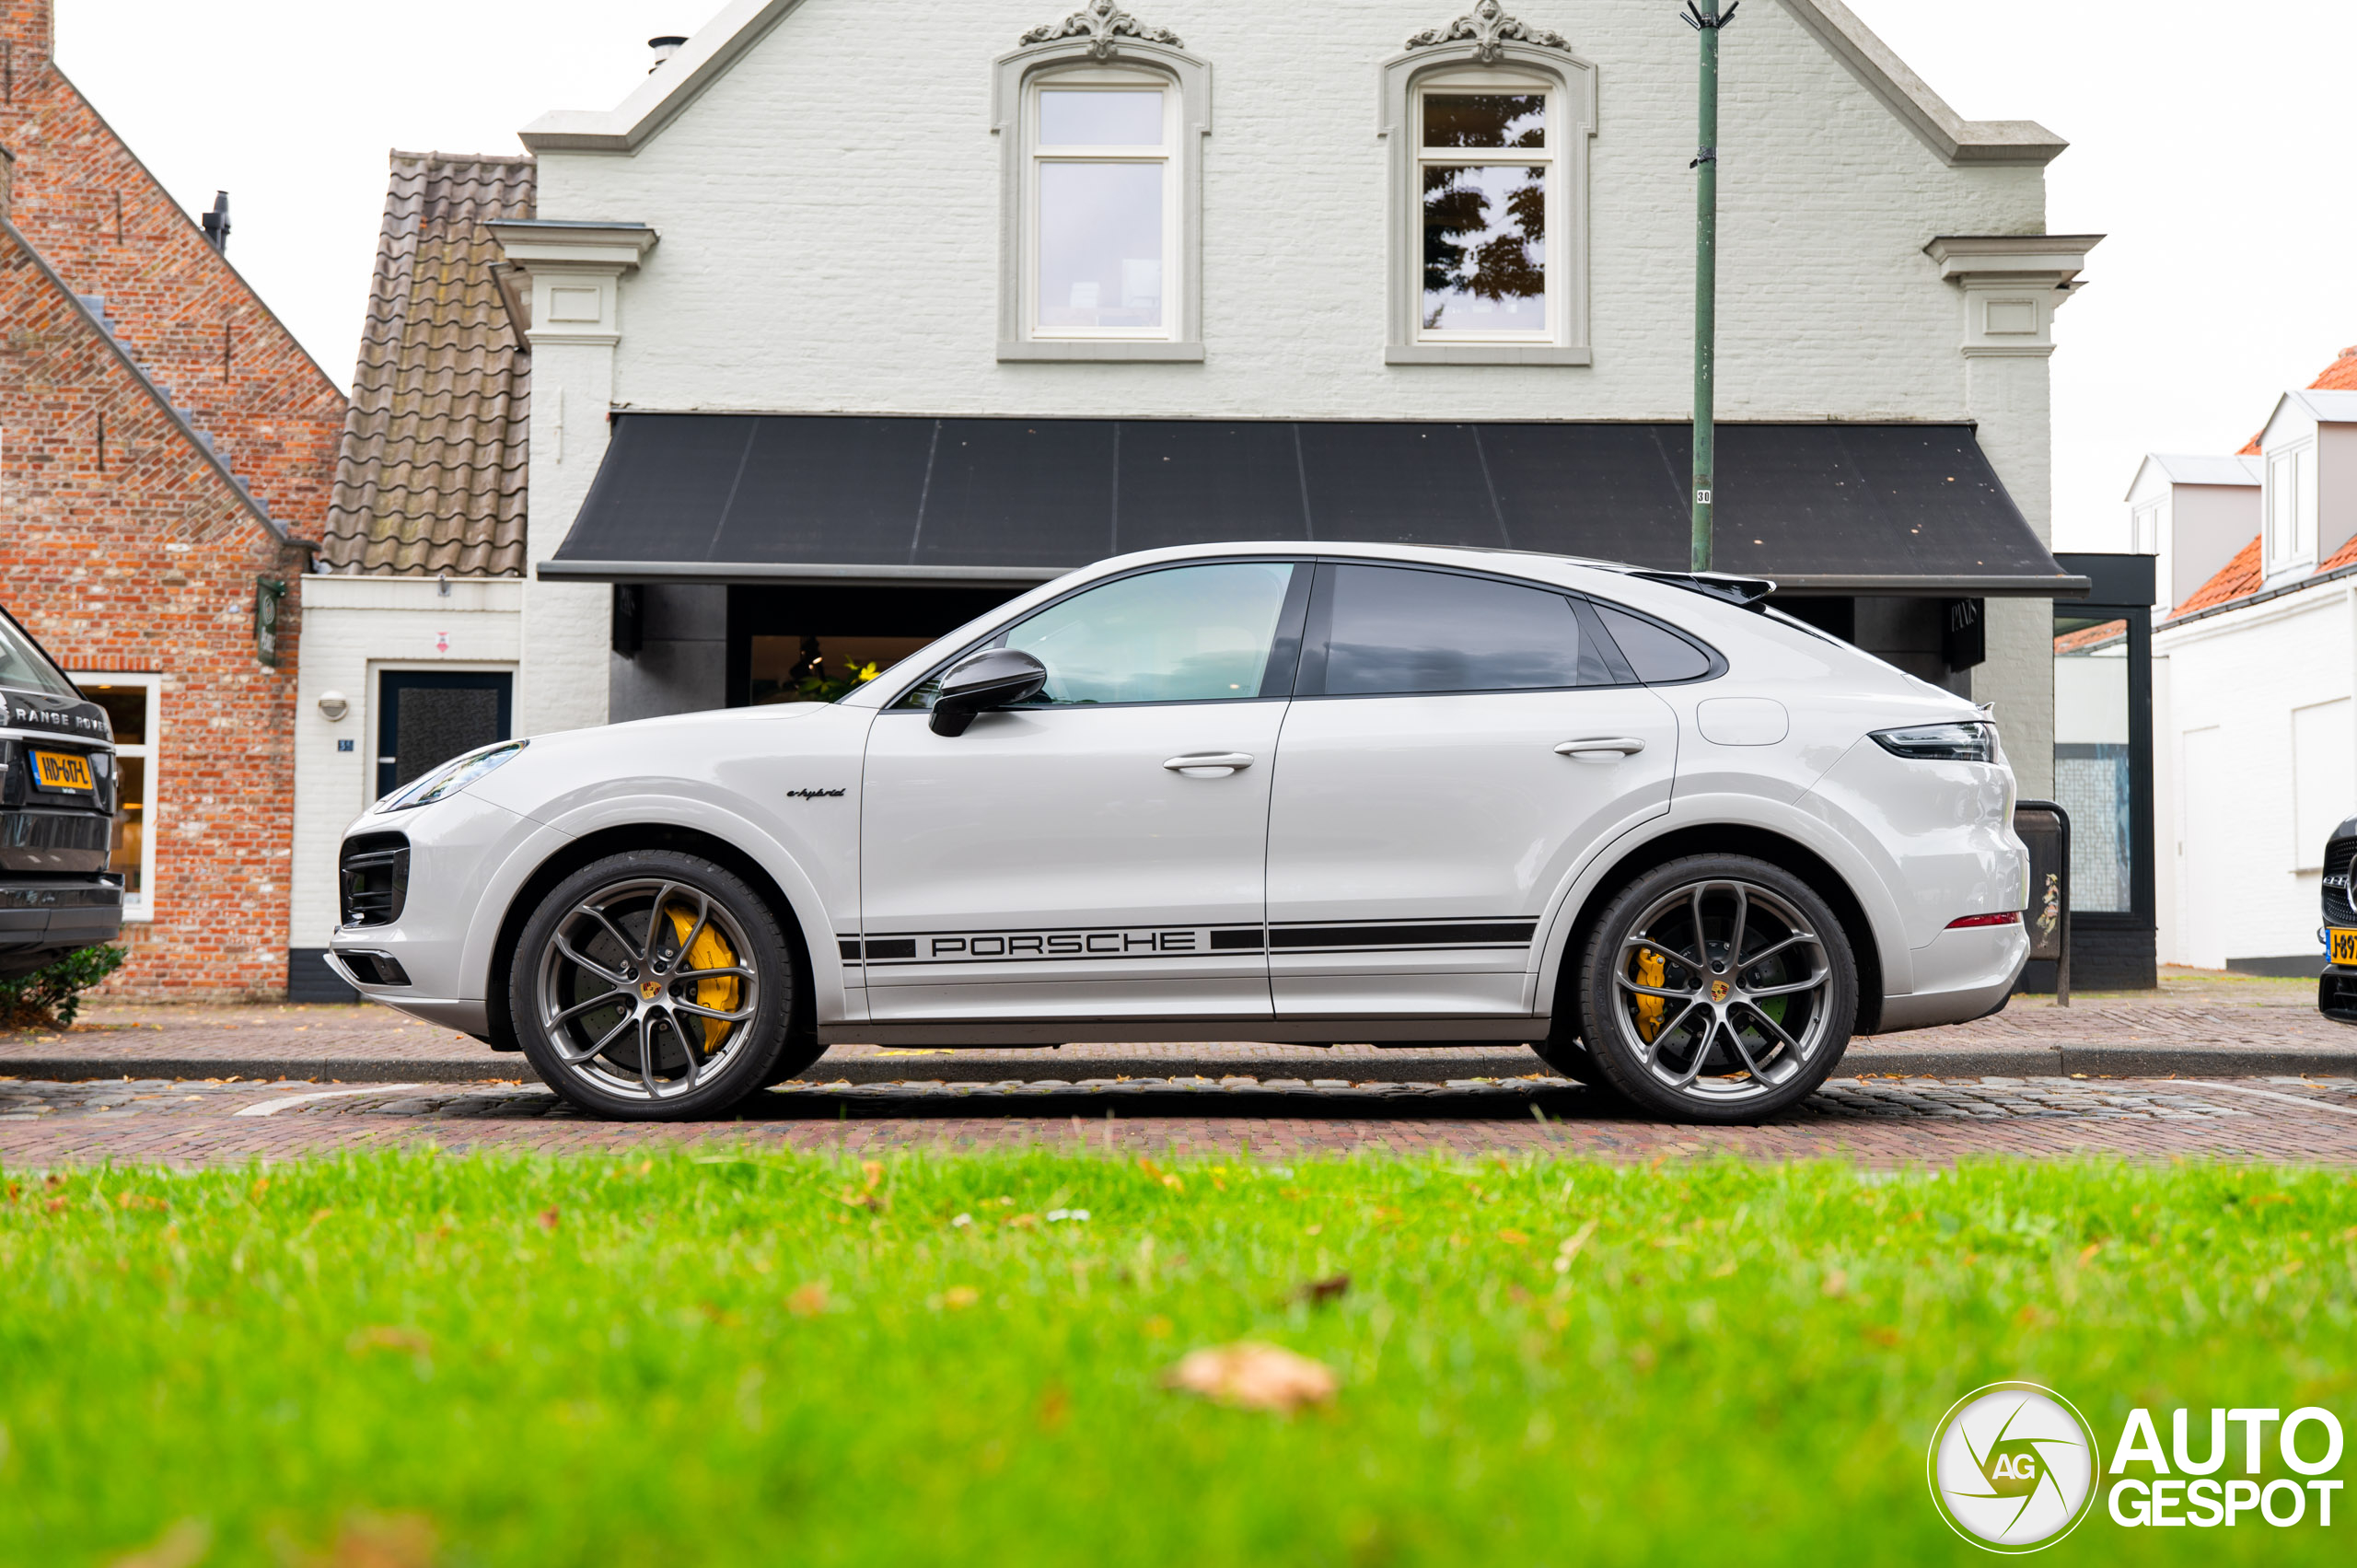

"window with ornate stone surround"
[1382, 5, 1595, 365]
[995, 3, 1209, 362]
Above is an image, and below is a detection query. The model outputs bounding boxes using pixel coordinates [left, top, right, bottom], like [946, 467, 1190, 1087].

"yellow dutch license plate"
[2332, 929, 2357, 967]
[31, 750, 93, 792]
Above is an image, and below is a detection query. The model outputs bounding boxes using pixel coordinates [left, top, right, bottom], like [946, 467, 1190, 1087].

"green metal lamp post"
[1682, 1, 1736, 573]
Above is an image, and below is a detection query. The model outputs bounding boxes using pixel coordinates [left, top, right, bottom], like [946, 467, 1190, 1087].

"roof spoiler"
[1628, 570, 1779, 609]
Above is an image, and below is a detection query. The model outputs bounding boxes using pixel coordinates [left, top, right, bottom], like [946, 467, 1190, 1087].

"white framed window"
[1381, 18, 1596, 366]
[71, 673, 159, 923]
[1412, 76, 1555, 344]
[993, 12, 1207, 362]
[2131, 502, 2160, 556]
[1029, 76, 1176, 340]
[2266, 442, 2316, 572]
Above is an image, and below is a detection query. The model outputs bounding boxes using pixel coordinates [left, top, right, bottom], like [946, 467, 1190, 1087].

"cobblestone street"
[3, 1069, 2354, 1168]
[6, 971, 2353, 1167]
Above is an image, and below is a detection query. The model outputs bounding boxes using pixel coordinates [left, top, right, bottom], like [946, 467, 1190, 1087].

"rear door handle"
[1164, 752, 1255, 777]
[1555, 737, 1646, 760]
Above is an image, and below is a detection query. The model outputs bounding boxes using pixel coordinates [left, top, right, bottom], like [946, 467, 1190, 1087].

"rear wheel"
[510, 851, 794, 1120]
[1575, 854, 1855, 1123]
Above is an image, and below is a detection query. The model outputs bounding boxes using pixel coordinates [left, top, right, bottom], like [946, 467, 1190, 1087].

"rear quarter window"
[1590, 603, 1719, 684]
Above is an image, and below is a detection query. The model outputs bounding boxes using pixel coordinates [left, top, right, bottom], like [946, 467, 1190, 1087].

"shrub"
[0, 943, 128, 1028]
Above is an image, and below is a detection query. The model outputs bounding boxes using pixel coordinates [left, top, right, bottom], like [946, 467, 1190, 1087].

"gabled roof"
[517, 0, 2065, 167]
[323, 151, 535, 576]
[2129, 453, 2261, 497]
[0, 217, 279, 541]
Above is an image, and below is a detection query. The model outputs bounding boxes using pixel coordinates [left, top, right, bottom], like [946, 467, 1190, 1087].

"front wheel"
[1574, 854, 1856, 1123]
[511, 850, 795, 1120]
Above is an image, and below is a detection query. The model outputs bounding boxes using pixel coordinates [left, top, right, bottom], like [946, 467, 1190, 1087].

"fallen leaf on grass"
[1295, 1273, 1351, 1306]
[1863, 1325, 1902, 1347]
[1163, 1342, 1338, 1412]
[104, 1517, 209, 1568]
[1497, 1228, 1528, 1246]
[346, 1326, 431, 1356]
[787, 1282, 830, 1317]
[292, 1512, 436, 1568]
[1038, 1384, 1070, 1432]
[1142, 1314, 1173, 1338]
[1552, 1219, 1599, 1274]
[537, 1207, 560, 1232]
[1820, 1269, 1849, 1298]
[942, 1285, 981, 1310]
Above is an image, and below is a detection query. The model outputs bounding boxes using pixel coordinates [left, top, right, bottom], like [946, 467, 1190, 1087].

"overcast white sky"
[53, 0, 2357, 553]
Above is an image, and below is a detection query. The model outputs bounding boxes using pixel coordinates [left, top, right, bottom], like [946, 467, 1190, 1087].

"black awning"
[542, 413, 2085, 597]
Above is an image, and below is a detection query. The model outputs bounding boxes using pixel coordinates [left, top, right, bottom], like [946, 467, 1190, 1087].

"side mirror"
[929, 648, 1048, 736]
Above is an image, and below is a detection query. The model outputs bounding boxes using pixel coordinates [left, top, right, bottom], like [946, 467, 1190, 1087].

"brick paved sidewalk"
[3, 969, 2349, 1083]
[3, 1071, 2353, 1168]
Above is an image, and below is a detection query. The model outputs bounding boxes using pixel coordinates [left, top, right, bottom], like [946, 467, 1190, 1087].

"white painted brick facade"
[290, 576, 522, 948]
[517, 0, 2071, 764]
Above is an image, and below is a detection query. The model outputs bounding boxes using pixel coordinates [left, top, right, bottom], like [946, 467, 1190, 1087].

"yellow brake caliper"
[666, 908, 741, 1054]
[1633, 947, 1666, 1043]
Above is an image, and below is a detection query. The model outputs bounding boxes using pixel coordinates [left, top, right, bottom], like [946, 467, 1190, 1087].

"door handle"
[1164, 752, 1255, 777]
[1555, 738, 1646, 760]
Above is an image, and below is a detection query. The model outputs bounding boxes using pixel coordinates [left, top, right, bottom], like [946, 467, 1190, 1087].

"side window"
[998, 561, 1299, 706]
[1307, 563, 1602, 696]
[1591, 602, 1716, 684]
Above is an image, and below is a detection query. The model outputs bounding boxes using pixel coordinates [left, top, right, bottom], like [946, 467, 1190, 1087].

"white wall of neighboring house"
[290, 575, 522, 952]
[505, 0, 2080, 795]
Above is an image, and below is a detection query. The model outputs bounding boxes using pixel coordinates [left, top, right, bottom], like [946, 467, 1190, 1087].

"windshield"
[0, 610, 82, 702]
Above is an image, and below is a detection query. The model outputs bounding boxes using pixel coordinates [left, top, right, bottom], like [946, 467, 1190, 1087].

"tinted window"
[1318, 564, 1594, 696]
[0, 612, 78, 701]
[1593, 603, 1715, 683]
[1001, 561, 1296, 705]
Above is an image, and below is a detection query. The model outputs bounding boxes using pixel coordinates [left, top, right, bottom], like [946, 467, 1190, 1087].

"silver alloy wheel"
[531, 877, 761, 1102]
[1607, 877, 1832, 1106]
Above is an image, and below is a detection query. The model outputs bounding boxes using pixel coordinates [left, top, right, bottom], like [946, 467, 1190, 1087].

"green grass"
[0, 1151, 2351, 1566]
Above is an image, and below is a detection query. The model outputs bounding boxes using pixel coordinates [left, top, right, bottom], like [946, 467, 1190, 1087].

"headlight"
[379, 739, 528, 811]
[1871, 721, 1997, 764]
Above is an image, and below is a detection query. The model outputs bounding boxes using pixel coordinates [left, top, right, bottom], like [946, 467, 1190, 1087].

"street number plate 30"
[30, 749, 94, 792]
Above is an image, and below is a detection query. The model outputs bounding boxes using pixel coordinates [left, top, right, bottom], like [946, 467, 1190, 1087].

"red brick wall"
[2, 223, 305, 998]
[0, 0, 345, 541]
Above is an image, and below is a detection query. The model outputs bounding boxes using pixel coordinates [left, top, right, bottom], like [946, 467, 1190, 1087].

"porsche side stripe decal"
[838, 918, 1537, 965]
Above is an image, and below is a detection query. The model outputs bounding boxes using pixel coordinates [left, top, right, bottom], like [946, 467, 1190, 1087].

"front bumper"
[0, 876, 123, 981]
[2320, 966, 2357, 1025]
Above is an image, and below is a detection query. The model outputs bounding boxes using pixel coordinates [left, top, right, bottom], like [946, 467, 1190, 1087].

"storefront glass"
[2053, 616, 2132, 912]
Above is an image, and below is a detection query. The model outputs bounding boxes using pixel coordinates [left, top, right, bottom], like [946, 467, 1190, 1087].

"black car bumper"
[2321, 966, 2357, 1025]
[0, 877, 123, 982]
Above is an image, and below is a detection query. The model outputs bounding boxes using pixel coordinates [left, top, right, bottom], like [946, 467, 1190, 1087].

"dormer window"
[2266, 441, 2318, 573]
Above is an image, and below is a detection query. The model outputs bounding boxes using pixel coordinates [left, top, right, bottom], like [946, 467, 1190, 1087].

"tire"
[510, 850, 795, 1121]
[1574, 854, 1856, 1124]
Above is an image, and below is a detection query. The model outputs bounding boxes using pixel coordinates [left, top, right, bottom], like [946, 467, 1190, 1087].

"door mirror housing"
[929, 648, 1048, 736]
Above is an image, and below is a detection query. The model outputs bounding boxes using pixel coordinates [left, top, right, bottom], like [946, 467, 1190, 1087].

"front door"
[1265, 563, 1680, 1018]
[376, 670, 512, 803]
[859, 559, 1308, 1023]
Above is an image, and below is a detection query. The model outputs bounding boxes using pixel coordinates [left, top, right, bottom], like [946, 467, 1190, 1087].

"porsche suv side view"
[329, 543, 2030, 1123]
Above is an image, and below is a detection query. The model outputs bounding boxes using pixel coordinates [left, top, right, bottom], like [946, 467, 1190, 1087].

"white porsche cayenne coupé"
[329, 542, 2029, 1124]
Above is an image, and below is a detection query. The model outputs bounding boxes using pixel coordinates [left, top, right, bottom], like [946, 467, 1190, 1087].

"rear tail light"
[1946, 912, 2022, 930]
[1872, 721, 1998, 764]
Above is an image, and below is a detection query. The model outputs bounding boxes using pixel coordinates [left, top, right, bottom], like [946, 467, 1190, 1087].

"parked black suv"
[2321, 818, 2357, 1022]
[0, 605, 122, 981]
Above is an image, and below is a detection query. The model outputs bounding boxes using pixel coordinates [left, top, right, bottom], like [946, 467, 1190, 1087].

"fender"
[1527, 789, 1917, 1016]
[473, 791, 857, 1028]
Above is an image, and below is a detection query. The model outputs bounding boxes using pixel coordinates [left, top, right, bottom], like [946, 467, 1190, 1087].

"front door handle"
[1555, 737, 1646, 760]
[1164, 752, 1255, 777]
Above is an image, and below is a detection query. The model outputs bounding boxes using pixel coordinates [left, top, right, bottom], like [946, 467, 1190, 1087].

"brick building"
[1, 0, 345, 995]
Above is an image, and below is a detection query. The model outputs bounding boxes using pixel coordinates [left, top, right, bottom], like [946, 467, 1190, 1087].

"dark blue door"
[377, 671, 513, 801]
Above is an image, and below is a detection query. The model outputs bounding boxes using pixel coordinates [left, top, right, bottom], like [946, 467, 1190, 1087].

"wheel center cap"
[639, 980, 662, 1001]
[1708, 980, 1732, 1004]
